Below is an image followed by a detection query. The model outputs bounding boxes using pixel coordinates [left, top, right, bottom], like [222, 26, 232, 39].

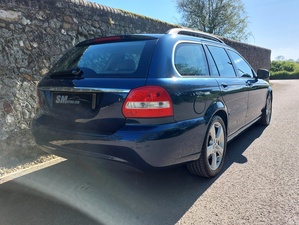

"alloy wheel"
[206, 121, 225, 171]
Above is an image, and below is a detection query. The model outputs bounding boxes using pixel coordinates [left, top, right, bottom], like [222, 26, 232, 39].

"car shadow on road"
[0, 125, 267, 225]
[224, 124, 267, 168]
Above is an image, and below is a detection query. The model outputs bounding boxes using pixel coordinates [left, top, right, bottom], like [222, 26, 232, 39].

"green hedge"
[270, 60, 299, 79]
[270, 72, 299, 80]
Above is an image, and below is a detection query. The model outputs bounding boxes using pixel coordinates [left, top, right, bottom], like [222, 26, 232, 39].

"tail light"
[122, 86, 173, 118]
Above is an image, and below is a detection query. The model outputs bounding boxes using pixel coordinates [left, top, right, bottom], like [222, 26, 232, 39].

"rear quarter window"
[174, 43, 208, 76]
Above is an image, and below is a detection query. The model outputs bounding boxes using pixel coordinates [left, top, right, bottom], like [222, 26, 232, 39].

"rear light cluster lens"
[122, 86, 173, 118]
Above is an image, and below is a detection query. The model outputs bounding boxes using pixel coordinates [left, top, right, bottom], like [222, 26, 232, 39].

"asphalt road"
[0, 80, 298, 225]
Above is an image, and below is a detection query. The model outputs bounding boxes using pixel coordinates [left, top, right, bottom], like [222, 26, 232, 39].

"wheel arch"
[204, 100, 228, 132]
[262, 86, 273, 114]
[187, 102, 228, 178]
[268, 87, 273, 100]
[213, 110, 228, 132]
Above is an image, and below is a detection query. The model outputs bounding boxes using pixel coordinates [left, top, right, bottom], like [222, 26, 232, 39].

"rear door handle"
[221, 82, 228, 89]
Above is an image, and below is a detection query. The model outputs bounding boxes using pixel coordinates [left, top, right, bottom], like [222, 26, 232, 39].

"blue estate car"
[32, 28, 272, 177]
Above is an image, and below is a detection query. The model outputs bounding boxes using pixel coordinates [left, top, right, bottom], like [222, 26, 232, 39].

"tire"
[187, 116, 227, 178]
[258, 94, 272, 126]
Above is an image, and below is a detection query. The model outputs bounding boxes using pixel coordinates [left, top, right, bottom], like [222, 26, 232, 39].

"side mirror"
[257, 69, 270, 79]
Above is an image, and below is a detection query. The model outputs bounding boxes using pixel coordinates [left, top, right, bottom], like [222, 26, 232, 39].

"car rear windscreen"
[49, 39, 157, 78]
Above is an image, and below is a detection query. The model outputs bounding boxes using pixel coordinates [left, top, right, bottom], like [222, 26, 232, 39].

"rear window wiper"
[50, 67, 83, 78]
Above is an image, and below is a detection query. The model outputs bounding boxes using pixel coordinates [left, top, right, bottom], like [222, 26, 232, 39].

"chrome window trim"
[38, 86, 130, 93]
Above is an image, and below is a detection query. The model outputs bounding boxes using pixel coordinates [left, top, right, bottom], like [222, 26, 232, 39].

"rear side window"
[174, 43, 208, 76]
[49, 40, 156, 78]
[228, 50, 254, 78]
[207, 46, 236, 77]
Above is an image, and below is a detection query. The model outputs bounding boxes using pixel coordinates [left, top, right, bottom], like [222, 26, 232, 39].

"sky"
[92, 0, 299, 61]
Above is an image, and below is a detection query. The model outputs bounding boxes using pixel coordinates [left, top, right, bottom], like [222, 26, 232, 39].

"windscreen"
[49, 40, 156, 78]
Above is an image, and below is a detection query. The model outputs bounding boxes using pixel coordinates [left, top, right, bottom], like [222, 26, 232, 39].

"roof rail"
[166, 28, 224, 44]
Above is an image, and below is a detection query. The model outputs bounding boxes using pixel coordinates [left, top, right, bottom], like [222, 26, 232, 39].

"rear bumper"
[31, 116, 206, 170]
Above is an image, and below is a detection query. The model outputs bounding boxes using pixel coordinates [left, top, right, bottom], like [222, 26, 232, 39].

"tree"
[176, 0, 251, 41]
[275, 55, 285, 61]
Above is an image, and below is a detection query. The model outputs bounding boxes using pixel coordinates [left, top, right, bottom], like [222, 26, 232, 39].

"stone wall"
[0, 0, 271, 161]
